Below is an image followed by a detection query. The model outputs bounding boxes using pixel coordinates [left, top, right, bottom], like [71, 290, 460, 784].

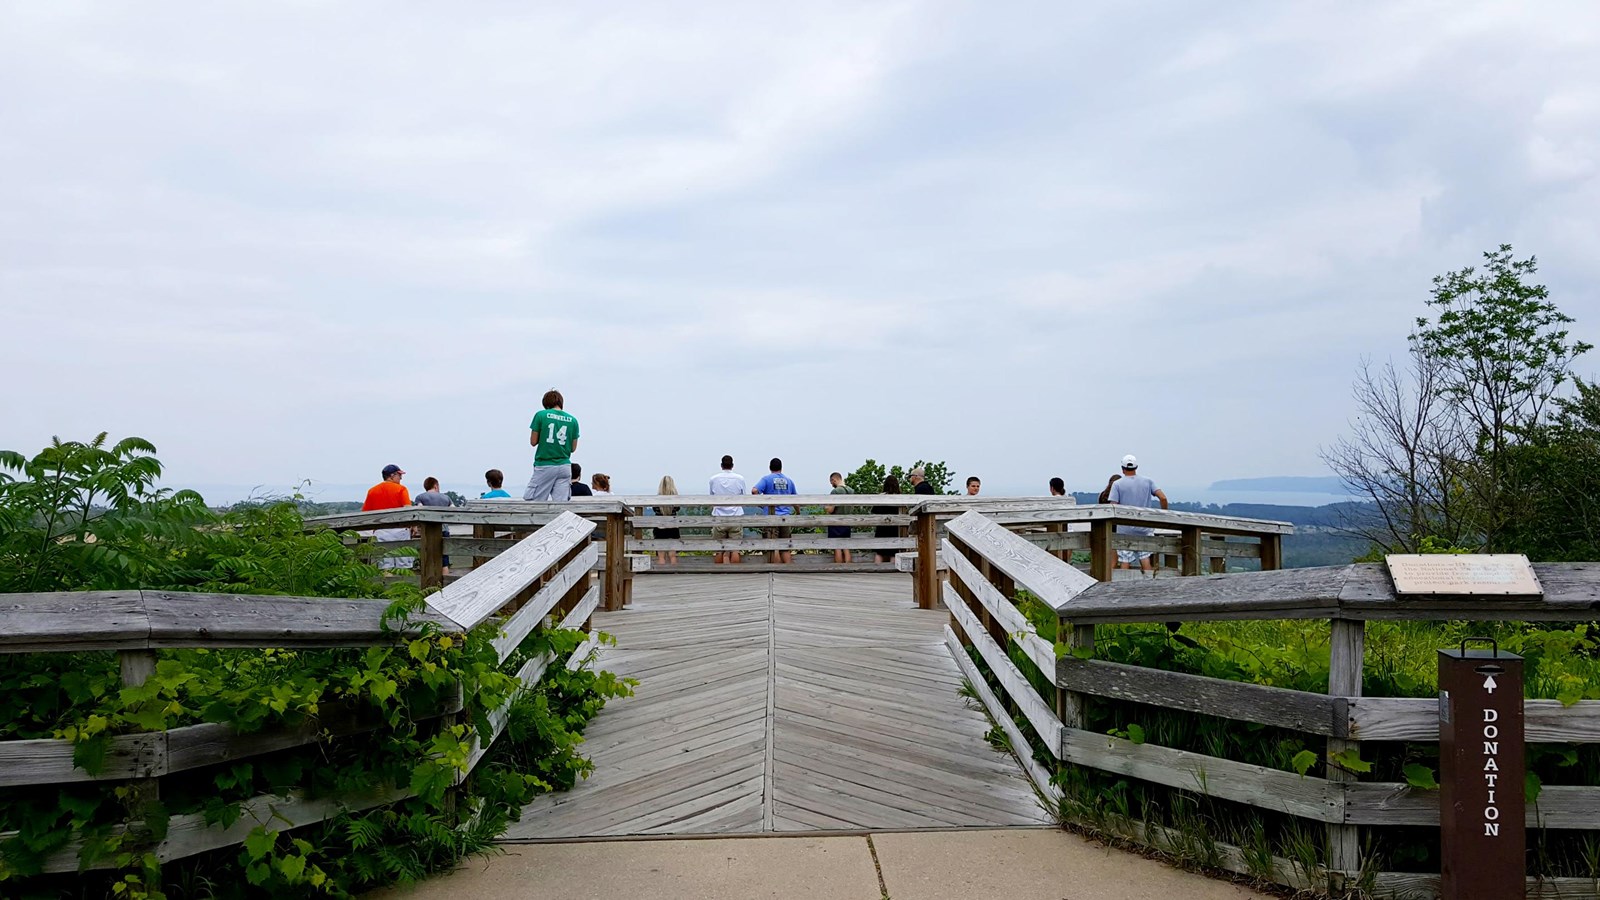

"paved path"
[372, 830, 1276, 900]
[502, 573, 1048, 839]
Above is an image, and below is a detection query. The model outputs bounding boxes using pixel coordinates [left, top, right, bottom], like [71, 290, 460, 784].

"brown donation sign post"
[1438, 643, 1525, 900]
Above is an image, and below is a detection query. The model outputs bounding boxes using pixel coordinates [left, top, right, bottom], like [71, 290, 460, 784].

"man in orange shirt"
[362, 464, 412, 569]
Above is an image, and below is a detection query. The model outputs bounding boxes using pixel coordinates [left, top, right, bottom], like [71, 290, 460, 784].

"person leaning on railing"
[362, 464, 413, 570]
[826, 471, 854, 564]
[872, 474, 901, 563]
[647, 475, 680, 567]
[752, 458, 798, 564]
[709, 455, 747, 564]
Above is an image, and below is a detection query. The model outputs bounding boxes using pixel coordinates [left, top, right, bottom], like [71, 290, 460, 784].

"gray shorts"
[711, 522, 743, 540]
[1117, 549, 1152, 564]
[524, 464, 572, 501]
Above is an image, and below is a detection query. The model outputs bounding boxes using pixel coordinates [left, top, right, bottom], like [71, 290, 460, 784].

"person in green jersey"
[524, 389, 580, 501]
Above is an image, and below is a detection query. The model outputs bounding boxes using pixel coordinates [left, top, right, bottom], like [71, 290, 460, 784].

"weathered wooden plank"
[1058, 726, 1345, 823]
[1345, 782, 1600, 828]
[1108, 817, 1326, 893]
[916, 500, 1294, 535]
[165, 691, 461, 775]
[597, 552, 654, 573]
[943, 625, 1062, 804]
[940, 582, 1064, 754]
[27, 785, 414, 872]
[1053, 656, 1344, 736]
[443, 536, 519, 557]
[559, 584, 601, 633]
[429, 512, 594, 630]
[0, 732, 164, 787]
[490, 543, 598, 661]
[1372, 872, 1600, 899]
[629, 537, 916, 551]
[142, 591, 458, 647]
[1005, 530, 1264, 560]
[565, 636, 601, 672]
[0, 590, 149, 653]
[943, 546, 1055, 675]
[636, 515, 912, 528]
[1347, 697, 1600, 743]
[308, 504, 623, 531]
[158, 787, 412, 864]
[943, 512, 1097, 613]
[1059, 566, 1351, 624]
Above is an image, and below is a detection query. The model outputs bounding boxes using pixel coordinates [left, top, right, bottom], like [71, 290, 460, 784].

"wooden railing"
[307, 498, 1293, 615]
[938, 510, 1600, 899]
[0, 511, 601, 874]
[907, 500, 1291, 609]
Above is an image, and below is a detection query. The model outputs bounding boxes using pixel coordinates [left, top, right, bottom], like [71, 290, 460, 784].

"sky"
[3, 1, 1599, 503]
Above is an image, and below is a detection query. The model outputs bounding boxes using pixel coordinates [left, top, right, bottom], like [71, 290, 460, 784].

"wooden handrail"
[0, 591, 460, 654]
[428, 511, 594, 630]
[942, 511, 1096, 613]
[939, 509, 1600, 894]
[0, 514, 605, 876]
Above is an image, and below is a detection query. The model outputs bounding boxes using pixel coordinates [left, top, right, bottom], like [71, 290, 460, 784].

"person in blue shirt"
[480, 469, 513, 500]
[752, 457, 798, 564]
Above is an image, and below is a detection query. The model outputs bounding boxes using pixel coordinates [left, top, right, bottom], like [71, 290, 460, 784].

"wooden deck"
[502, 573, 1051, 839]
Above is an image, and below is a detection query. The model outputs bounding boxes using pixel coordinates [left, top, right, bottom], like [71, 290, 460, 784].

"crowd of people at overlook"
[361, 388, 1171, 576]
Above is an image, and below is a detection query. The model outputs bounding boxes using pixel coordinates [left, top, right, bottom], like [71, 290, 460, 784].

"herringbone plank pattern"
[502, 573, 1049, 839]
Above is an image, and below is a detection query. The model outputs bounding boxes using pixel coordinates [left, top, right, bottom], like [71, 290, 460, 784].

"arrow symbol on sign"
[1484, 675, 1498, 694]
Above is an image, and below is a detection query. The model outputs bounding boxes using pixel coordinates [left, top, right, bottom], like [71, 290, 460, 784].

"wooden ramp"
[502, 573, 1050, 839]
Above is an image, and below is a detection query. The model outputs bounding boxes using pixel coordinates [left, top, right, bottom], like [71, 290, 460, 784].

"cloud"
[2, 0, 1598, 499]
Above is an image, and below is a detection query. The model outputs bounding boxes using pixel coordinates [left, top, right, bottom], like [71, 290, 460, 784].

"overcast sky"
[3, 1, 1599, 501]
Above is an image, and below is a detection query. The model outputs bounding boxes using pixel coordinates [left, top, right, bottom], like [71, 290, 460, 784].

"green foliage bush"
[0, 435, 632, 898]
[843, 458, 956, 496]
[986, 595, 1600, 882]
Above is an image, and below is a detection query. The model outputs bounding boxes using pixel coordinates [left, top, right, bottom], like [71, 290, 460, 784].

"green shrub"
[0, 435, 632, 898]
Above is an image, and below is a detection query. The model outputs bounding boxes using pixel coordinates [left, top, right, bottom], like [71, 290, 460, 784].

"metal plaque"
[1386, 554, 1542, 596]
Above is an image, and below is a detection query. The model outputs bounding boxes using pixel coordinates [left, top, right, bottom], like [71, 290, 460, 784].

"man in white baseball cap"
[1106, 454, 1169, 577]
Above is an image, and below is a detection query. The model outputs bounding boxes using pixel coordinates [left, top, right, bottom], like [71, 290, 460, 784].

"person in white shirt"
[709, 455, 747, 564]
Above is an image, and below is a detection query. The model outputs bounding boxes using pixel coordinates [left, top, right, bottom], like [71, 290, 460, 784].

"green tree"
[843, 459, 956, 495]
[0, 434, 215, 592]
[1410, 244, 1592, 548]
[1496, 378, 1600, 561]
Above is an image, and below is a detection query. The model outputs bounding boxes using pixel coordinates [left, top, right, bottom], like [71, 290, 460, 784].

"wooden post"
[1209, 536, 1227, 575]
[119, 650, 160, 864]
[419, 521, 444, 590]
[1179, 526, 1201, 577]
[1326, 617, 1365, 890]
[1055, 623, 1095, 729]
[1260, 534, 1284, 571]
[914, 510, 939, 610]
[1049, 522, 1068, 562]
[1088, 520, 1113, 582]
[604, 512, 627, 611]
[472, 523, 492, 569]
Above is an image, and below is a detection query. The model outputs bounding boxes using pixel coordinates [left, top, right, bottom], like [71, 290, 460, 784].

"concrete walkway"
[370, 829, 1275, 900]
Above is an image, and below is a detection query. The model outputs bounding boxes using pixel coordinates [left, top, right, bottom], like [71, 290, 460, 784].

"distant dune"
[1207, 476, 1350, 494]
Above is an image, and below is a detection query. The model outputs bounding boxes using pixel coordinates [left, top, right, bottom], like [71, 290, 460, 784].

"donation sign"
[1438, 646, 1525, 899]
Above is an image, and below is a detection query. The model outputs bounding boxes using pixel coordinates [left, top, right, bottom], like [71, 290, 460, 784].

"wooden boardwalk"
[502, 573, 1050, 839]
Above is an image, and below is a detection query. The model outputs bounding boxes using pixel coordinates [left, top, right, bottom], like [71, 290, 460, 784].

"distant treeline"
[1069, 494, 1371, 529]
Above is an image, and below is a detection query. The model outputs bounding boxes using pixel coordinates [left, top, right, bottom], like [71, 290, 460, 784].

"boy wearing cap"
[1106, 454, 1169, 576]
[362, 465, 413, 570]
